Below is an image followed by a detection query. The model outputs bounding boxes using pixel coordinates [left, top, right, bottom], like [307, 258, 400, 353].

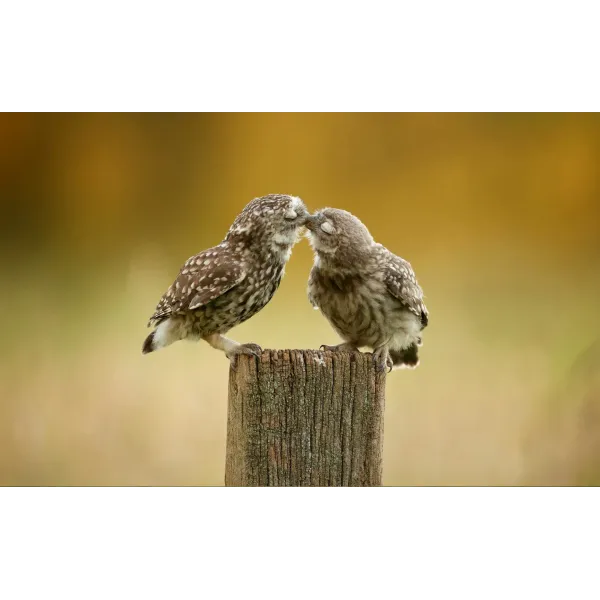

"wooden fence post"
[225, 349, 386, 486]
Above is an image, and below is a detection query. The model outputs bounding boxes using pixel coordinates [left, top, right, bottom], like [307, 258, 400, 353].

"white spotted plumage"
[143, 194, 310, 358]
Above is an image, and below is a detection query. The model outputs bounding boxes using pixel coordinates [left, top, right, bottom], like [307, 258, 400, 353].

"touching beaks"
[304, 214, 318, 231]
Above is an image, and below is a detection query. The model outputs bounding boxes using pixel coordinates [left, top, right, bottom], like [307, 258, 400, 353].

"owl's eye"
[320, 221, 334, 234]
[284, 209, 298, 220]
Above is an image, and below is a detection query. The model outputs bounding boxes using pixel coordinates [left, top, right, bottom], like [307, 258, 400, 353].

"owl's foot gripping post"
[372, 346, 393, 373]
[203, 334, 262, 368]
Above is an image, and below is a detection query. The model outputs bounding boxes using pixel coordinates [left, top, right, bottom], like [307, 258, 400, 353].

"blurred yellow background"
[1, 113, 599, 486]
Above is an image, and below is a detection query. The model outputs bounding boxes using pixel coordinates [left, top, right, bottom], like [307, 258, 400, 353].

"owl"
[143, 194, 309, 360]
[305, 208, 428, 372]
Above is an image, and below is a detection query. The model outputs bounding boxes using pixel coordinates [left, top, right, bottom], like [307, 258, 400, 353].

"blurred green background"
[1, 113, 599, 486]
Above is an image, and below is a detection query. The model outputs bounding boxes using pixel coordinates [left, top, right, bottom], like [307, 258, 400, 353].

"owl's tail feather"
[389, 343, 420, 369]
[142, 318, 179, 354]
[142, 331, 156, 354]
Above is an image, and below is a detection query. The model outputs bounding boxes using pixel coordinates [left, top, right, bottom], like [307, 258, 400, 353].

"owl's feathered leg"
[319, 342, 359, 353]
[203, 333, 262, 368]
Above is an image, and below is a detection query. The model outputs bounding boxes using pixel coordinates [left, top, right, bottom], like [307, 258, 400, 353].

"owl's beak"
[304, 215, 318, 232]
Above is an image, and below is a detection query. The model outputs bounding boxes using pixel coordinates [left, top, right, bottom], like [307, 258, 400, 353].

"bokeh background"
[1, 113, 599, 486]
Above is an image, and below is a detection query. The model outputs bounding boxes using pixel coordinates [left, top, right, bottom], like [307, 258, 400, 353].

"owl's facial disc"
[305, 213, 338, 254]
[282, 196, 310, 228]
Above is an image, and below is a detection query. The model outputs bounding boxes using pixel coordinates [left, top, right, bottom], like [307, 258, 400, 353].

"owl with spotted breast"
[305, 208, 428, 372]
[143, 194, 309, 360]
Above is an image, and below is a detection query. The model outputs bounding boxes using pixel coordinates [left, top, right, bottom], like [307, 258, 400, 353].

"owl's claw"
[372, 347, 392, 373]
[239, 343, 262, 357]
[226, 343, 262, 371]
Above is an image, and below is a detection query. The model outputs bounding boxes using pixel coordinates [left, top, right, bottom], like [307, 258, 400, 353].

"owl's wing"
[384, 251, 429, 327]
[148, 246, 246, 326]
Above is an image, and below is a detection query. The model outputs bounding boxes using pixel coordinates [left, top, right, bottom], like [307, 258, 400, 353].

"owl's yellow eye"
[320, 221, 334, 234]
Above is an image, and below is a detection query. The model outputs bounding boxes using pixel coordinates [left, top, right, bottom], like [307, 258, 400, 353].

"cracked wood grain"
[225, 350, 386, 486]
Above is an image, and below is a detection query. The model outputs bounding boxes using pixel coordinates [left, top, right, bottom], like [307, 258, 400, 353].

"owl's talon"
[372, 347, 392, 373]
[226, 343, 262, 365]
[240, 343, 262, 358]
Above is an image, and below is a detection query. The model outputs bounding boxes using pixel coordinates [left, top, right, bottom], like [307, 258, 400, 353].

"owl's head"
[305, 208, 375, 263]
[227, 194, 310, 249]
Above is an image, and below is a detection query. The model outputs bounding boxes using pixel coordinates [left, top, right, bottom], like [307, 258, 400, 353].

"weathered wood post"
[225, 349, 386, 486]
